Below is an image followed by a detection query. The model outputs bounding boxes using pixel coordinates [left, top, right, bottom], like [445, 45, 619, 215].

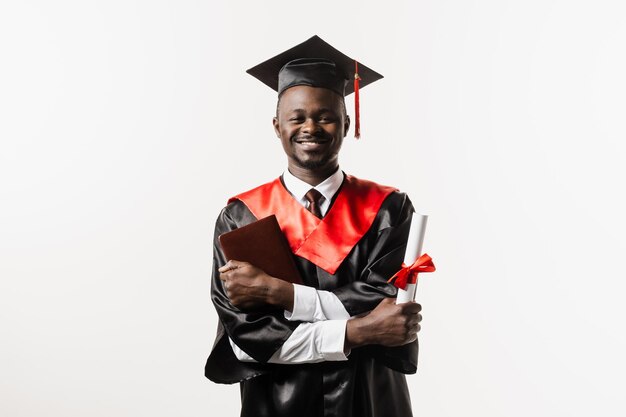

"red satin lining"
[229, 175, 396, 274]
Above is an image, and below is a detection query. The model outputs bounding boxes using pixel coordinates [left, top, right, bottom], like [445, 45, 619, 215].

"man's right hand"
[344, 298, 422, 350]
[219, 260, 295, 312]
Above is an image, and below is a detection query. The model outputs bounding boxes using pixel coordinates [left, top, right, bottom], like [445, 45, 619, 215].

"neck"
[288, 163, 338, 187]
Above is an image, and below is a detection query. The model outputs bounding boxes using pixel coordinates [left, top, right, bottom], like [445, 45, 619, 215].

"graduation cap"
[246, 35, 384, 139]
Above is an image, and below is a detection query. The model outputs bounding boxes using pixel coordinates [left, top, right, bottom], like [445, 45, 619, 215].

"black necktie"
[304, 189, 324, 218]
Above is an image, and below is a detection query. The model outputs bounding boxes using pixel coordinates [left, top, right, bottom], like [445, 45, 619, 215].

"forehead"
[278, 85, 344, 113]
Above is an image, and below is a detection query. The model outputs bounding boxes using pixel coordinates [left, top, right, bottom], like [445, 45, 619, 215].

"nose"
[301, 117, 321, 135]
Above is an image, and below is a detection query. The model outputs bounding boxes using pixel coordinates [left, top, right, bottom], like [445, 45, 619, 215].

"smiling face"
[273, 85, 350, 184]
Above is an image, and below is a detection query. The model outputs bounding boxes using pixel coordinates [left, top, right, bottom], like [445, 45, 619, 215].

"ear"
[343, 114, 351, 138]
[272, 116, 281, 138]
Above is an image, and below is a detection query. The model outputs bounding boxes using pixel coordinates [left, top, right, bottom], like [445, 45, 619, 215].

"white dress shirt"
[281, 167, 343, 218]
[228, 168, 353, 363]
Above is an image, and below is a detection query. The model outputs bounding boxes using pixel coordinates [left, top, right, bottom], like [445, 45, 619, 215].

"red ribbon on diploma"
[387, 253, 436, 290]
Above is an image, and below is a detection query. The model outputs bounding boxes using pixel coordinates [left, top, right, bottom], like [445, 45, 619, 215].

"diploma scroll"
[396, 213, 428, 304]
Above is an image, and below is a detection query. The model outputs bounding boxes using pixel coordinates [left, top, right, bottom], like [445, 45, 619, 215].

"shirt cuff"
[284, 284, 318, 321]
[318, 290, 351, 320]
[318, 320, 349, 361]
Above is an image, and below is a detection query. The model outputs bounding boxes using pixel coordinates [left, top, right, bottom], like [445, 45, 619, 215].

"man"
[205, 36, 423, 417]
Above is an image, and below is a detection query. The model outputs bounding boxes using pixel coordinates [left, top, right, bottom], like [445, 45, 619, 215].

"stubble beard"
[293, 153, 329, 170]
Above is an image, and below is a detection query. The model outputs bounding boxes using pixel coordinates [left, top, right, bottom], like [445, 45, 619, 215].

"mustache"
[293, 133, 332, 142]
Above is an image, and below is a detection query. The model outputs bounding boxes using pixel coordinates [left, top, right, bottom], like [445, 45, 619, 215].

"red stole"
[228, 174, 396, 275]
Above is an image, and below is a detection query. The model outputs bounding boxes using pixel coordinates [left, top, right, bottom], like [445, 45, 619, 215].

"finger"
[228, 260, 250, 269]
[218, 260, 236, 273]
[402, 302, 422, 314]
[417, 313, 422, 323]
[408, 323, 421, 336]
[406, 317, 420, 328]
[408, 302, 422, 312]
[404, 329, 418, 344]
[219, 260, 246, 272]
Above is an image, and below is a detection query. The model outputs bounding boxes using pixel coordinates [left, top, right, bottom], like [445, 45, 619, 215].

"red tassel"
[354, 60, 360, 139]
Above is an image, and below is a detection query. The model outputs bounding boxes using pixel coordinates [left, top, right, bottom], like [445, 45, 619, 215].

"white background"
[1, 1, 625, 416]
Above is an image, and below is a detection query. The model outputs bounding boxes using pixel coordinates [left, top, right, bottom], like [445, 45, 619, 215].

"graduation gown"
[205, 174, 418, 417]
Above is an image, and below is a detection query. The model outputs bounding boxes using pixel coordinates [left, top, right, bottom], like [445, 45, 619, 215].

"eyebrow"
[287, 108, 337, 114]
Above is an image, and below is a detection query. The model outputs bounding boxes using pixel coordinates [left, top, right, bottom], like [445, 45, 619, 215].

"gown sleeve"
[210, 203, 300, 364]
[328, 191, 420, 374]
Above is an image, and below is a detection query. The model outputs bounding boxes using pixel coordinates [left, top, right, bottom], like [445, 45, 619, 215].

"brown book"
[218, 215, 303, 285]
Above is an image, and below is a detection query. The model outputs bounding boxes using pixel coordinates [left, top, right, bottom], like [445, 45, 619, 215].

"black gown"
[205, 183, 418, 417]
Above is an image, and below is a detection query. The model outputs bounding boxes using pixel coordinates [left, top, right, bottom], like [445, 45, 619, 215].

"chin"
[295, 157, 330, 170]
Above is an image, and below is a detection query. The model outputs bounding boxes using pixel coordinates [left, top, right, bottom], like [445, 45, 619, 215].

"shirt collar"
[282, 168, 344, 204]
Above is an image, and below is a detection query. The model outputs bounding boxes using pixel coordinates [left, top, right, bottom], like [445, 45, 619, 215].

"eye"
[319, 114, 337, 123]
[289, 116, 304, 123]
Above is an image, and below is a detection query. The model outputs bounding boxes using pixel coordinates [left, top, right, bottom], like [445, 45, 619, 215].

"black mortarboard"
[246, 35, 384, 138]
